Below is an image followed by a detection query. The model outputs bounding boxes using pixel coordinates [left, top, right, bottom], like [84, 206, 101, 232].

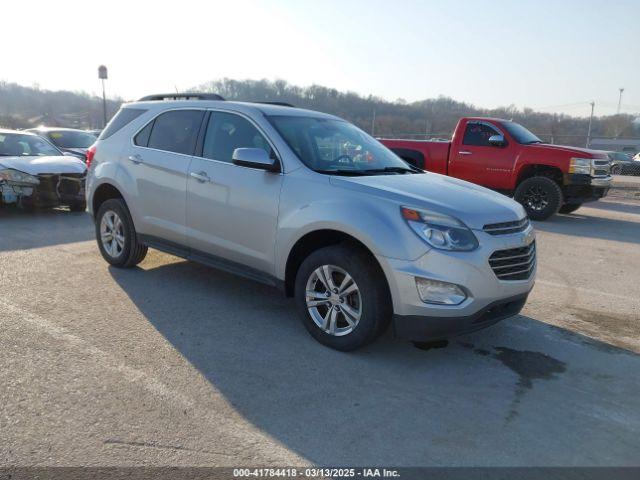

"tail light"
[86, 144, 97, 168]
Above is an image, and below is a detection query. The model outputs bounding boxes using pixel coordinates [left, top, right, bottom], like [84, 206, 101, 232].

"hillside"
[0, 81, 121, 130]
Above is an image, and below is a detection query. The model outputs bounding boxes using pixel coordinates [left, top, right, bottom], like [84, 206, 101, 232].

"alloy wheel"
[305, 265, 362, 336]
[100, 210, 125, 258]
[522, 186, 549, 212]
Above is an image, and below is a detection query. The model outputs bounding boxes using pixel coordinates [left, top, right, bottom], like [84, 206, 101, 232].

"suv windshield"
[267, 115, 419, 175]
[501, 121, 543, 145]
[46, 130, 97, 149]
[0, 133, 62, 157]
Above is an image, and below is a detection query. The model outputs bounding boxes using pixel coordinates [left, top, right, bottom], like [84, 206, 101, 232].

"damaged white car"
[0, 129, 87, 211]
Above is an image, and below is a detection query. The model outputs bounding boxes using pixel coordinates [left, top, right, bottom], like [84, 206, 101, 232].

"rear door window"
[147, 110, 204, 155]
[462, 122, 500, 147]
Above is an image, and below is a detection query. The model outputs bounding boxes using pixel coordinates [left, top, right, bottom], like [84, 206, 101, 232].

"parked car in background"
[0, 129, 87, 211]
[606, 151, 640, 175]
[380, 118, 612, 219]
[27, 127, 98, 161]
[86, 94, 535, 351]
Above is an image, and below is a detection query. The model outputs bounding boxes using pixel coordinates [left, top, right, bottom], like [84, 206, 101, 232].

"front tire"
[294, 244, 392, 351]
[95, 199, 148, 268]
[514, 176, 563, 221]
[611, 165, 622, 175]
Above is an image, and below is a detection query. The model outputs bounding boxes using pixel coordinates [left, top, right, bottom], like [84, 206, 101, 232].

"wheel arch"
[388, 147, 426, 169]
[92, 182, 126, 216]
[515, 163, 564, 187]
[283, 229, 389, 298]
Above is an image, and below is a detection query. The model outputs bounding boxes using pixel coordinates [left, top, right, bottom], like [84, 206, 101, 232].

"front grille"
[25, 173, 86, 206]
[483, 217, 530, 236]
[592, 160, 610, 176]
[489, 241, 536, 281]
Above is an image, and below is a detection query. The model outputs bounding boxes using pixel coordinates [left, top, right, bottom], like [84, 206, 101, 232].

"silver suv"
[87, 94, 536, 351]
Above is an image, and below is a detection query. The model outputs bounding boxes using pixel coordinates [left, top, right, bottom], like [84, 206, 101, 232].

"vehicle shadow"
[109, 259, 640, 466]
[583, 200, 640, 216]
[533, 210, 640, 245]
[0, 207, 94, 252]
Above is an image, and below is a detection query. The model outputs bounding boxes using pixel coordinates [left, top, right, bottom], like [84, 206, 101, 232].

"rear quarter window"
[99, 108, 147, 140]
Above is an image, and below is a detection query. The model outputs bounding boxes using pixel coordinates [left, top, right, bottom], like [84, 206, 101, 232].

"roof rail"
[255, 101, 295, 107]
[138, 93, 225, 101]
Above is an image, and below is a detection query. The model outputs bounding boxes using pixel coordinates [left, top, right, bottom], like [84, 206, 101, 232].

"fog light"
[415, 278, 467, 305]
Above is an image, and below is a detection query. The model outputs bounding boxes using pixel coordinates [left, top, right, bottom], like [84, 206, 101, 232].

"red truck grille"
[489, 241, 536, 281]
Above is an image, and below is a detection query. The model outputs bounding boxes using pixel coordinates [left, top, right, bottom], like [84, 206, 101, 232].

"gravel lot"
[1, 196, 639, 467]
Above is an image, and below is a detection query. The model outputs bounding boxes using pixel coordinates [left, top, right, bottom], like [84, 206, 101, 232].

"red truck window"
[462, 123, 500, 147]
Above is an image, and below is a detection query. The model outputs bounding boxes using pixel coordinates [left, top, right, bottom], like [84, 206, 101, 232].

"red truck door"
[449, 120, 515, 190]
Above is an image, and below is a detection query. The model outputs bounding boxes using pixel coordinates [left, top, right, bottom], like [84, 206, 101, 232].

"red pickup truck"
[379, 117, 612, 220]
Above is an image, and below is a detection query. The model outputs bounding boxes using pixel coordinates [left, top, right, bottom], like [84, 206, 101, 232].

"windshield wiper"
[526, 140, 544, 144]
[359, 166, 422, 174]
[315, 169, 374, 176]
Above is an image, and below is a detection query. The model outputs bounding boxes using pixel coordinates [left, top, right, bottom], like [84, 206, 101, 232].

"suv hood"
[0, 156, 87, 175]
[331, 173, 526, 230]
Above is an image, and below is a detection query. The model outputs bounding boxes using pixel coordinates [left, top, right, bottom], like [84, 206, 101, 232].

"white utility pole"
[617, 88, 625, 114]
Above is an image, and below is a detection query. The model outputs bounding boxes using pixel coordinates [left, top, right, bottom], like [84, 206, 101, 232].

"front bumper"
[377, 226, 535, 341]
[564, 174, 611, 203]
[394, 292, 529, 341]
[0, 173, 85, 207]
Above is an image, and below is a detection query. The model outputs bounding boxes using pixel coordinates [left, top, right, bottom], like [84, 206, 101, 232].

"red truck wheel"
[514, 176, 563, 221]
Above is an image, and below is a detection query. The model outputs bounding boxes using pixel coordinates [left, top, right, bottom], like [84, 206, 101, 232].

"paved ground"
[1, 197, 639, 467]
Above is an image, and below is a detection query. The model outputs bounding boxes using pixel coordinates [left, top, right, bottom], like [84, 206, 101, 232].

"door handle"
[128, 154, 144, 164]
[190, 171, 211, 183]
[458, 151, 472, 155]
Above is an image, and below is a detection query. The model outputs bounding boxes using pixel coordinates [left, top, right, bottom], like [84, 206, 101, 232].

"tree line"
[1, 79, 638, 146]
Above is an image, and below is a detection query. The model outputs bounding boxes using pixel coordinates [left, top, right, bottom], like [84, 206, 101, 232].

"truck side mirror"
[488, 135, 506, 147]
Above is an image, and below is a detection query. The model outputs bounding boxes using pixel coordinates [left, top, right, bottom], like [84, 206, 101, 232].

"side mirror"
[232, 148, 279, 172]
[488, 134, 506, 147]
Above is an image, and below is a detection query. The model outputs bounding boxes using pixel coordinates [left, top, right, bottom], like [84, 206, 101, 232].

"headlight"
[0, 168, 40, 185]
[569, 158, 592, 175]
[401, 206, 479, 251]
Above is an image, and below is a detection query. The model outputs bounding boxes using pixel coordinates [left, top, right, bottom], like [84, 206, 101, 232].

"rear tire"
[294, 244, 392, 351]
[95, 199, 148, 268]
[514, 176, 563, 221]
[559, 203, 582, 214]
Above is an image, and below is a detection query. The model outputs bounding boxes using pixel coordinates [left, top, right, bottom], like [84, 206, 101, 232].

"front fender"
[274, 177, 429, 280]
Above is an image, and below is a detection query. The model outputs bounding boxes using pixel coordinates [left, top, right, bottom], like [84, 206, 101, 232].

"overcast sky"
[4, 0, 639, 117]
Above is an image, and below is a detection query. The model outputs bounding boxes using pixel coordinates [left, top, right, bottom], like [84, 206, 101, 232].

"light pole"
[98, 65, 108, 127]
[371, 108, 376, 136]
[586, 101, 595, 148]
[617, 88, 624, 114]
